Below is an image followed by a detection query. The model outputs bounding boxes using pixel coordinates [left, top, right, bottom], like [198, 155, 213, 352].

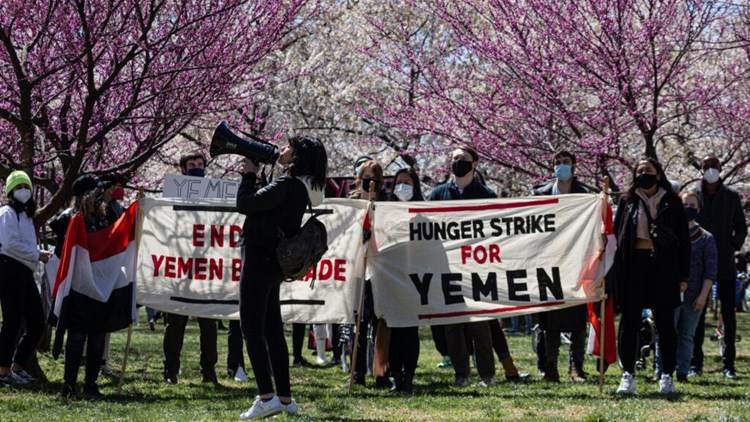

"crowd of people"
[0, 137, 747, 419]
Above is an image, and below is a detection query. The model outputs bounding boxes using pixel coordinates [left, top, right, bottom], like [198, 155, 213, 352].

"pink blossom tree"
[359, 0, 748, 192]
[0, 0, 310, 221]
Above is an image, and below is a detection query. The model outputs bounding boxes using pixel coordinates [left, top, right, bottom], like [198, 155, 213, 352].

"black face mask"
[452, 160, 473, 178]
[186, 168, 205, 178]
[361, 178, 380, 192]
[685, 207, 699, 222]
[635, 173, 658, 190]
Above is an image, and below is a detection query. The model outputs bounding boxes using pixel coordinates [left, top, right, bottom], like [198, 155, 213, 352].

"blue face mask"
[186, 168, 205, 178]
[554, 164, 573, 182]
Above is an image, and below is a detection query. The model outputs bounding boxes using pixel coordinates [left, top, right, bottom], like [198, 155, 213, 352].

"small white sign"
[162, 174, 240, 200]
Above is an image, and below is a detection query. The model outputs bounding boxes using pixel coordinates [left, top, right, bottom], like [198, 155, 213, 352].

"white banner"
[136, 197, 368, 323]
[162, 174, 240, 200]
[369, 194, 613, 327]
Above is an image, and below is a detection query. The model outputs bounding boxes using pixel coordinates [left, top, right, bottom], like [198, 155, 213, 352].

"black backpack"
[276, 185, 328, 283]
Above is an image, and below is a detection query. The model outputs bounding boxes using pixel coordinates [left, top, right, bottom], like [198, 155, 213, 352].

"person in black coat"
[691, 155, 747, 379]
[236, 136, 327, 420]
[531, 150, 593, 383]
[610, 157, 690, 396]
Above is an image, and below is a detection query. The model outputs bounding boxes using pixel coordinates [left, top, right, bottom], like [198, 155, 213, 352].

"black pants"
[445, 321, 495, 379]
[617, 251, 677, 375]
[545, 328, 586, 370]
[64, 330, 105, 387]
[431, 325, 449, 357]
[389, 327, 419, 382]
[355, 316, 374, 380]
[488, 319, 511, 361]
[0, 256, 44, 368]
[292, 323, 307, 362]
[163, 313, 217, 377]
[227, 320, 245, 374]
[692, 278, 736, 371]
[240, 261, 290, 397]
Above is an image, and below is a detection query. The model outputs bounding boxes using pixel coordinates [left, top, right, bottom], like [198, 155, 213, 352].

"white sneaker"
[281, 399, 298, 415]
[240, 395, 283, 420]
[316, 355, 331, 366]
[13, 369, 36, 383]
[659, 374, 676, 395]
[234, 366, 248, 383]
[0, 371, 29, 386]
[616, 372, 636, 395]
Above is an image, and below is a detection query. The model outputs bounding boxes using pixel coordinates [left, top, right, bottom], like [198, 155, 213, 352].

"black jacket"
[532, 178, 591, 331]
[696, 183, 748, 281]
[429, 179, 497, 200]
[609, 191, 690, 310]
[236, 174, 308, 262]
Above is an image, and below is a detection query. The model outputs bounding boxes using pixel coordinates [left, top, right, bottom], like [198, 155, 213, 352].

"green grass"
[2, 311, 749, 421]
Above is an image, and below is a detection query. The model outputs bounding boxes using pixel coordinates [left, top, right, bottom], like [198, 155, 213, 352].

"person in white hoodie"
[235, 136, 327, 420]
[0, 170, 50, 385]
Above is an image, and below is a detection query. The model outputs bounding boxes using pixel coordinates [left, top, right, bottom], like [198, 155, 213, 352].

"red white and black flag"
[52, 203, 139, 333]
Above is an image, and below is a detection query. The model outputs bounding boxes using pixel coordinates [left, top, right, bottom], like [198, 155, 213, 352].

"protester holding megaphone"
[235, 135, 327, 420]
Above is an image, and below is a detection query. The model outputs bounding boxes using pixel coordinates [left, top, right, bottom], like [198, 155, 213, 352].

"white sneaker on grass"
[616, 372, 636, 395]
[281, 399, 298, 415]
[316, 355, 331, 366]
[240, 395, 283, 420]
[659, 374, 676, 395]
[0, 371, 29, 386]
[234, 366, 248, 383]
[13, 369, 36, 383]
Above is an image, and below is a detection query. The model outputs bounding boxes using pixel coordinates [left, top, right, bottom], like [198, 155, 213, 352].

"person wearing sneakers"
[531, 150, 593, 383]
[655, 192, 717, 383]
[610, 158, 690, 396]
[313, 324, 332, 366]
[236, 136, 327, 420]
[0, 170, 50, 386]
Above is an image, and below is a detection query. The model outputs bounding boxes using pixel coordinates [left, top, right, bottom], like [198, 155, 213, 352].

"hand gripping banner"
[136, 197, 368, 323]
[368, 194, 614, 327]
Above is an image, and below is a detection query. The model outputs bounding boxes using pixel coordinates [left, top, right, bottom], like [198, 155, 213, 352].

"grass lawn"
[2, 311, 749, 421]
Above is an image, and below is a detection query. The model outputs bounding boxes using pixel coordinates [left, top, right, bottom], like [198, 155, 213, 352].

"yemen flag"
[52, 202, 139, 333]
[587, 199, 617, 365]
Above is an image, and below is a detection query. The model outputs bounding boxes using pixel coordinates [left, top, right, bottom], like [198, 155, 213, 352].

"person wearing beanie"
[0, 170, 50, 386]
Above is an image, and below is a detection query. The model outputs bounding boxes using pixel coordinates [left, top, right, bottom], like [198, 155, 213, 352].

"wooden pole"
[117, 187, 145, 393]
[348, 182, 376, 392]
[598, 177, 610, 394]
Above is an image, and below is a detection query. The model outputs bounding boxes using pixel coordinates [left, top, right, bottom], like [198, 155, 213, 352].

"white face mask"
[703, 168, 720, 184]
[393, 183, 414, 202]
[13, 188, 32, 204]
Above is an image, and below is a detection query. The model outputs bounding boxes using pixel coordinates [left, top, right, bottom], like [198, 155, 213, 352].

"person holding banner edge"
[611, 157, 690, 396]
[429, 146, 498, 387]
[236, 136, 327, 419]
[162, 151, 221, 385]
[532, 150, 593, 383]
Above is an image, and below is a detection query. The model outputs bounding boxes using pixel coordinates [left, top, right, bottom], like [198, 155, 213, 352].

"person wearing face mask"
[429, 146, 497, 388]
[349, 160, 390, 387]
[610, 157, 690, 396]
[654, 192, 716, 383]
[386, 167, 424, 393]
[531, 150, 593, 383]
[162, 151, 221, 385]
[690, 155, 747, 379]
[0, 171, 50, 386]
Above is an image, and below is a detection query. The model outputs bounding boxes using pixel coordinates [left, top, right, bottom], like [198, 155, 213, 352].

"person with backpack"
[236, 136, 327, 420]
[429, 146, 497, 387]
[610, 158, 690, 396]
[0, 171, 50, 386]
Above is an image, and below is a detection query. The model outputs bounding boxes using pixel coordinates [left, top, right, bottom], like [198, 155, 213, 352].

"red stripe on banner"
[52, 214, 87, 299]
[87, 203, 138, 262]
[408, 198, 559, 214]
[418, 301, 566, 320]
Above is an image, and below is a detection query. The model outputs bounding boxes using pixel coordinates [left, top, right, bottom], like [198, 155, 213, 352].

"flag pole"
[598, 177, 610, 395]
[118, 187, 144, 393]
[349, 182, 375, 392]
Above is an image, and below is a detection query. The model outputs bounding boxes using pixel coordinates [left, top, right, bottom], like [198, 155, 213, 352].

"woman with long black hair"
[0, 171, 49, 386]
[611, 157, 690, 396]
[236, 136, 327, 420]
[387, 167, 423, 393]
